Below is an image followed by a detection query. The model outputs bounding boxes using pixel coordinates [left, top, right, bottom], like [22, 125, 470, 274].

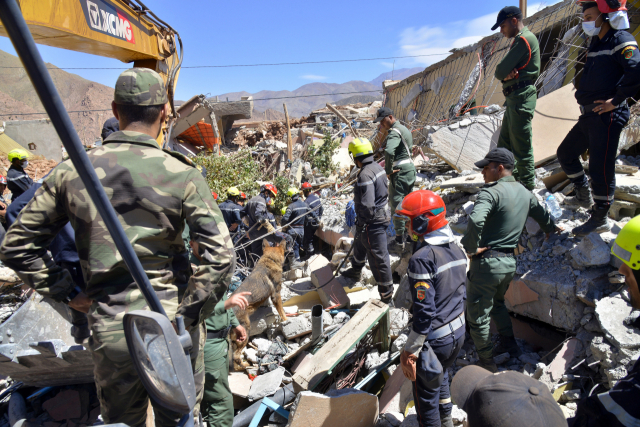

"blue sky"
[0, 0, 560, 100]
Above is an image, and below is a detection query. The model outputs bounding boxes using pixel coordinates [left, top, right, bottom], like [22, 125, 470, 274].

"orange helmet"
[395, 190, 448, 240]
[239, 192, 247, 200]
[301, 182, 313, 190]
[576, 0, 626, 12]
[262, 183, 278, 198]
[211, 191, 218, 200]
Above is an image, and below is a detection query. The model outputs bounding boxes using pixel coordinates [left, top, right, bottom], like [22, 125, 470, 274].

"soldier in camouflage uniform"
[0, 68, 235, 427]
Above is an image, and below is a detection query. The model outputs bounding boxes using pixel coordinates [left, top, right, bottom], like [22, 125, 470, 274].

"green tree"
[307, 131, 341, 176]
[193, 149, 261, 202]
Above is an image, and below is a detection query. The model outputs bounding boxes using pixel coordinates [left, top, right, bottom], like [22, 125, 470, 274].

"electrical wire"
[0, 53, 451, 70]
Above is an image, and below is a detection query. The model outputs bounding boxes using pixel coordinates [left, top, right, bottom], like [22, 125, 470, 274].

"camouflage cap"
[114, 68, 168, 106]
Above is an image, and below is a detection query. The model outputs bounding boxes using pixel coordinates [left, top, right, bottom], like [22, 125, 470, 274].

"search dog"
[230, 238, 289, 371]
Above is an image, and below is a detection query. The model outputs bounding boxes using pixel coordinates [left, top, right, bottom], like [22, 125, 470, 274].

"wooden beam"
[284, 103, 293, 160]
[520, 0, 527, 18]
[292, 299, 389, 393]
[326, 103, 360, 138]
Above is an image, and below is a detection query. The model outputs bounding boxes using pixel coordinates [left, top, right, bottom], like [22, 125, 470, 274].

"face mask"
[609, 11, 630, 30]
[582, 14, 602, 37]
[21, 160, 28, 168]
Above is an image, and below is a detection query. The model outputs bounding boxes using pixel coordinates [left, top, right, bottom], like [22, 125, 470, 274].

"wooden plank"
[292, 300, 389, 393]
[284, 103, 293, 160]
[326, 103, 360, 138]
[377, 310, 391, 353]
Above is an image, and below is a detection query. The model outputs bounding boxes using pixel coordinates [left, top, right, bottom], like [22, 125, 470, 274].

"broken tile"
[504, 280, 539, 307]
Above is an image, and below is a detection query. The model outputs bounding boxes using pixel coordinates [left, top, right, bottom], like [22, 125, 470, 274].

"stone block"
[570, 233, 611, 268]
[310, 255, 349, 308]
[493, 352, 510, 365]
[504, 280, 539, 307]
[595, 293, 640, 349]
[248, 366, 285, 402]
[286, 269, 304, 281]
[282, 317, 312, 340]
[249, 306, 278, 336]
[609, 199, 640, 221]
[287, 389, 379, 427]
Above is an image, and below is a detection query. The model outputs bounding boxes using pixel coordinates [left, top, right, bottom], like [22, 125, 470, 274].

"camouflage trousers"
[89, 322, 206, 427]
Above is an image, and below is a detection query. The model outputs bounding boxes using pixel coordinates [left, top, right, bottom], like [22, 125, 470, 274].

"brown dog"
[230, 238, 288, 370]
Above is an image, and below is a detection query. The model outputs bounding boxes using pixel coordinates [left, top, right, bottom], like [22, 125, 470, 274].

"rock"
[252, 338, 272, 356]
[595, 293, 640, 349]
[560, 405, 575, 419]
[561, 389, 581, 402]
[605, 366, 628, 388]
[42, 390, 82, 421]
[248, 366, 285, 402]
[365, 350, 389, 372]
[451, 404, 467, 425]
[244, 347, 258, 364]
[392, 327, 411, 353]
[566, 402, 578, 411]
[493, 352, 510, 365]
[570, 233, 611, 268]
[525, 217, 541, 235]
[250, 306, 279, 336]
[519, 352, 541, 365]
[333, 311, 351, 325]
[534, 363, 546, 379]
[282, 317, 312, 340]
[390, 309, 410, 337]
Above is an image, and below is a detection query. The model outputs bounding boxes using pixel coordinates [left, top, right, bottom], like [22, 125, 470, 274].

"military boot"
[340, 264, 363, 281]
[493, 334, 522, 358]
[572, 205, 611, 237]
[440, 414, 454, 427]
[563, 184, 594, 209]
[477, 357, 498, 373]
[378, 284, 394, 306]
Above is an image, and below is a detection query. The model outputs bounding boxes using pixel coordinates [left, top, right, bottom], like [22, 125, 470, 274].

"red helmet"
[262, 183, 278, 197]
[211, 191, 218, 201]
[577, 0, 626, 12]
[301, 182, 313, 190]
[239, 192, 247, 200]
[395, 190, 448, 240]
[0, 176, 6, 185]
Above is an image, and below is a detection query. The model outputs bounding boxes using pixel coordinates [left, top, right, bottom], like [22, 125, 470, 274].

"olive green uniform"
[460, 176, 553, 360]
[495, 27, 540, 190]
[201, 293, 239, 427]
[384, 121, 416, 235]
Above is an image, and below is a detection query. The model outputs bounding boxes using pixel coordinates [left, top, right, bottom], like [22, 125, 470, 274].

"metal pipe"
[231, 384, 296, 427]
[0, 0, 167, 317]
[311, 304, 324, 341]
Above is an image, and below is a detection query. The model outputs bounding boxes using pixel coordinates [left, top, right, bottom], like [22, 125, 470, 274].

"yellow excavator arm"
[0, 0, 182, 121]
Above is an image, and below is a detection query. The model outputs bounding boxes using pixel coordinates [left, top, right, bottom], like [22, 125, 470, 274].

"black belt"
[580, 100, 628, 116]
[502, 80, 533, 97]
[207, 326, 232, 340]
[473, 248, 515, 260]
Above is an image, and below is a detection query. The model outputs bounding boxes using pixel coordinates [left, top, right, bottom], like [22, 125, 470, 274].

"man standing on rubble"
[282, 187, 318, 269]
[0, 68, 236, 427]
[340, 138, 394, 304]
[396, 190, 467, 427]
[219, 187, 244, 237]
[461, 148, 558, 372]
[557, 0, 640, 237]
[302, 182, 322, 258]
[492, 6, 540, 191]
[374, 107, 416, 254]
[244, 183, 278, 262]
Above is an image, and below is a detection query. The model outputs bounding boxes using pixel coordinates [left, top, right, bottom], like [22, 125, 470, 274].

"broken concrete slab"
[595, 293, 640, 350]
[282, 317, 312, 340]
[229, 372, 253, 399]
[248, 366, 285, 402]
[293, 300, 389, 392]
[570, 232, 611, 268]
[379, 366, 413, 414]
[609, 199, 640, 221]
[504, 280, 539, 307]
[547, 338, 579, 382]
[309, 254, 349, 308]
[438, 173, 484, 190]
[389, 309, 410, 337]
[286, 389, 379, 427]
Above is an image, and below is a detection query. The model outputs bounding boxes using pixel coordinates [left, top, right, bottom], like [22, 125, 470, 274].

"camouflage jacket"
[0, 131, 236, 332]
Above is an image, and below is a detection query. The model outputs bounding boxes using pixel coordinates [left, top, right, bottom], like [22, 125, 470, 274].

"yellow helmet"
[612, 215, 640, 270]
[8, 148, 29, 162]
[227, 187, 240, 197]
[286, 187, 299, 198]
[281, 207, 287, 215]
[348, 138, 374, 159]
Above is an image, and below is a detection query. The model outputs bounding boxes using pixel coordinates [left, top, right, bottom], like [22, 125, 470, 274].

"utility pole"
[520, 0, 527, 18]
[284, 103, 293, 160]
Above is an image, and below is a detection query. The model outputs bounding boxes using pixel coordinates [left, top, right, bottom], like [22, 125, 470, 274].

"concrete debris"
[595, 293, 640, 350]
[248, 366, 286, 402]
[286, 389, 379, 427]
[282, 317, 312, 340]
[570, 232, 612, 268]
[389, 309, 410, 337]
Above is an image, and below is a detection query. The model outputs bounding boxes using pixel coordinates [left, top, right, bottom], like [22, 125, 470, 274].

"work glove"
[242, 216, 250, 227]
[400, 350, 417, 381]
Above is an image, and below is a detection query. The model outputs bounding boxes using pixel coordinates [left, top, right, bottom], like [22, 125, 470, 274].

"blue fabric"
[6, 182, 80, 264]
[345, 200, 356, 227]
[386, 221, 396, 238]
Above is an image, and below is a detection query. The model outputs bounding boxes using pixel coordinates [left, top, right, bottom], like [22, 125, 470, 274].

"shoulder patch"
[162, 149, 195, 167]
[414, 282, 430, 302]
[622, 46, 637, 59]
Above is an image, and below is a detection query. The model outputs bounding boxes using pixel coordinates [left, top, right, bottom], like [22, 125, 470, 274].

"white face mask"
[21, 160, 28, 168]
[582, 14, 602, 37]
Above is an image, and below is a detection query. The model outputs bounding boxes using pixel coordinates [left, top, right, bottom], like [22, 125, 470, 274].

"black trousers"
[302, 224, 318, 256]
[352, 223, 392, 294]
[413, 329, 465, 427]
[557, 107, 630, 207]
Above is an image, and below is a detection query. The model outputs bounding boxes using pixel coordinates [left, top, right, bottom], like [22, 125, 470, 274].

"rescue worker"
[238, 191, 247, 207]
[211, 191, 219, 201]
[0, 68, 235, 427]
[282, 187, 318, 269]
[0, 176, 8, 230]
[557, 0, 640, 236]
[302, 181, 323, 258]
[219, 187, 243, 236]
[244, 184, 278, 261]
[396, 190, 467, 427]
[461, 148, 558, 372]
[339, 138, 394, 304]
[374, 107, 416, 253]
[101, 116, 119, 141]
[7, 148, 33, 200]
[492, 6, 541, 190]
[574, 215, 640, 426]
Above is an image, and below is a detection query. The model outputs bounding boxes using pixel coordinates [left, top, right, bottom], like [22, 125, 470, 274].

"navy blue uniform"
[244, 193, 275, 260]
[7, 165, 33, 201]
[303, 193, 322, 257]
[282, 196, 318, 261]
[558, 29, 640, 206]
[351, 155, 393, 298]
[218, 199, 243, 234]
[404, 226, 467, 427]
